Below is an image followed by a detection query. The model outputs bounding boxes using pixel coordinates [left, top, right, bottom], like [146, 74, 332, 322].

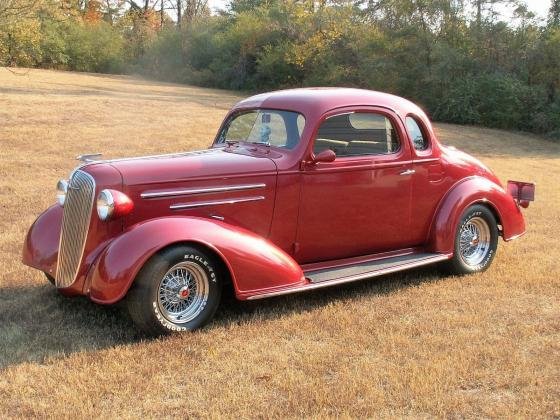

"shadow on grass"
[0, 284, 140, 369]
[0, 265, 443, 370]
[214, 264, 445, 329]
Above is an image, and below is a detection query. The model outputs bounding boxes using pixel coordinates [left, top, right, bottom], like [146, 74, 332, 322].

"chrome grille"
[56, 170, 95, 288]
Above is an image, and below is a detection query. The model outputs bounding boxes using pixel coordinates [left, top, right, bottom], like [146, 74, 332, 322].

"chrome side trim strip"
[504, 231, 526, 242]
[170, 196, 265, 210]
[142, 183, 266, 199]
[413, 157, 440, 164]
[246, 254, 452, 300]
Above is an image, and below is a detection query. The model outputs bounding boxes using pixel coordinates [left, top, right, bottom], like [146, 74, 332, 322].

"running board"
[306, 252, 447, 283]
[246, 252, 451, 300]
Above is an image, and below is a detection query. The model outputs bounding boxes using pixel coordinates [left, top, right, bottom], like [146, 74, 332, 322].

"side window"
[406, 116, 429, 151]
[313, 112, 400, 157]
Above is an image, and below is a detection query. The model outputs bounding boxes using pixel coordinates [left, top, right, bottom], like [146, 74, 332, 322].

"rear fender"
[87, 216, 305, 304]
[429, 176, 525, 254]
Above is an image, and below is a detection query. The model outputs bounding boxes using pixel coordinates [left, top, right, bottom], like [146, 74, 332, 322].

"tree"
[549, 0, 560, 28]
[0, 0, 39, 26]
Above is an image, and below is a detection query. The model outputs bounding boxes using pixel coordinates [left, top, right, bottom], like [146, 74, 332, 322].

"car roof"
[231, 88, 428, 121]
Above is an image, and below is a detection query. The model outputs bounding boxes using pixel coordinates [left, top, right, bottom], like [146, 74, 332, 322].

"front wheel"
[446, 204, 498, 275]
[126, 245, 222, 336]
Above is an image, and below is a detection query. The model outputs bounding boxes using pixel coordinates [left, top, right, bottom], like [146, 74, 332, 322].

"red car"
[23, 88, 535, 335]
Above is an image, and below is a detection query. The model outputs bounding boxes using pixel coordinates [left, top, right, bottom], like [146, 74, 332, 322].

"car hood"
[95, 148, 277, 186]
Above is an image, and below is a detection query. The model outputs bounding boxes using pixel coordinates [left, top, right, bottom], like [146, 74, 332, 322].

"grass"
[0, 68, 558, 418]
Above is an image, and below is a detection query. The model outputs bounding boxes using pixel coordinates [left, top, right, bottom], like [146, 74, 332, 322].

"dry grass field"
[0, 68, 559, 418]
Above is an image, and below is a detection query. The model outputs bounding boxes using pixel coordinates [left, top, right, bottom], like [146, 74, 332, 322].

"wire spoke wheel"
[157, 261, 209, 324]
[459, 216, 491, 267]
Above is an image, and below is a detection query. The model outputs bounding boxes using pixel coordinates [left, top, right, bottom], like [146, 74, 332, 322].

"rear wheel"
[446, 204, 498, 275]
[127, 245, 222, 336]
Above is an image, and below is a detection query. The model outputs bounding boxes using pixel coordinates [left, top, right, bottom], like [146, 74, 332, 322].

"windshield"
[217, 109, 305, 150]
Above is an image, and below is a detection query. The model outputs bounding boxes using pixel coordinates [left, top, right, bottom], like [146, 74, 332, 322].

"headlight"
[56, 179, 68, 206]
[97, 189, 134, 221]
[97, 189, 114, 221]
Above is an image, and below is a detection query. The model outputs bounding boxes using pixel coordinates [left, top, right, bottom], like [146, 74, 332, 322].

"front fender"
[87, 216, 305, 304]
[22, 204, 62, 277]
[430, 176, 526, 254]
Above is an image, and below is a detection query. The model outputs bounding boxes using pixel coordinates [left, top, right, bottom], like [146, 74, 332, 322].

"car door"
[295, 108, 414, 264]
[405, 114, 450, 245]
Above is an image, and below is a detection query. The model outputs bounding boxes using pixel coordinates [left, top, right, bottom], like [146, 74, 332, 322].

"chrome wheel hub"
[157, 262, 209, 324]
[459, 216, 491, 266]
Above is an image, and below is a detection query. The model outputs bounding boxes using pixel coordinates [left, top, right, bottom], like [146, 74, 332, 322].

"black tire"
[44, 272, 55, 285]
[446, 204, 498, 275]
[126, 245, 222, 336]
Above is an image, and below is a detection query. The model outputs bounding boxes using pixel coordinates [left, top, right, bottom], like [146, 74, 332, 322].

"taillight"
[507, 180, 535, 209]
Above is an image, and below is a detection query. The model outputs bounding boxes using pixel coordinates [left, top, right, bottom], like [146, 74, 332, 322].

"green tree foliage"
[65, 21, 125, 72]
[0, 0, 559, 138]
[549, 0, 560, 27]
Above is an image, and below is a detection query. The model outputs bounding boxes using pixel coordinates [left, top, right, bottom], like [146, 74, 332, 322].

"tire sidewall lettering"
[184, 254, 217, 283]
[152, 301, 189, 332]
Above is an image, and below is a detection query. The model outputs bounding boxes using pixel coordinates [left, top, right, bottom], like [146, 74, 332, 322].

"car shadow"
[213, 265, 445, 329]
[0, 266, 443, 370]
[0, 284, 141, 369]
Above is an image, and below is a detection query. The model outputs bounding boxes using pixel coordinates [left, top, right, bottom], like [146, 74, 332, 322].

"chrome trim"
[170, 196, 265, 210]
[76, 153, 102, 163]
[81, 149, 213, 168]
[96, 189, 114, 221]
[504, 231, 526, 242]
[246, 254, 452, 300]
[459, 216, 491, 266]
[413, 157, 440, 163]
[157, 261, 210, 324]
[399, 169, 416, 176]
[56, 170, 96, 288]
[56, 179, 68, 206]
[142, 183, 266, 199]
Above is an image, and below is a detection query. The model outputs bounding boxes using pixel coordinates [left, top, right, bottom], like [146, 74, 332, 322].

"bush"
[39, 19, 69, 68]
[136, 28, 184, 81]
[65, 22, 125, 73]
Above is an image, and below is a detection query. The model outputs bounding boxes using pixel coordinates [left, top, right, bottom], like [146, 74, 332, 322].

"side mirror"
[312, 149, 336, 164]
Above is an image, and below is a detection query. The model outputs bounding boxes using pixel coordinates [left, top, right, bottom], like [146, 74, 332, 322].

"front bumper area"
[22, 205, 61, 279]
[22, 204, 88, 297]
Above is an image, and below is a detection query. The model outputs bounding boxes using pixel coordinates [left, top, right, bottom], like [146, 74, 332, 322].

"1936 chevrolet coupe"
[23, 88, 535, 335]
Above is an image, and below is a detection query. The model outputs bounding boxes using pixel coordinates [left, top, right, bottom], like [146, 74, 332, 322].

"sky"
[207, 0, 552, 22]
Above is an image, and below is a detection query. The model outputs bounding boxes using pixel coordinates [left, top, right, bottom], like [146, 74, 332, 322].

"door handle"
[400, 169, 416, 176]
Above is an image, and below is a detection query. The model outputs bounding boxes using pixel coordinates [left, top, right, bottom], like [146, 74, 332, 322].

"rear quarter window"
[313, 112, 400, 157]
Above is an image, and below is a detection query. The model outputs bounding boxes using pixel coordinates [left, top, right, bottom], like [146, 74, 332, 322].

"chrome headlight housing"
[96, 189, 133, 221]
[96, 189, 115, 221]
[56, 179, 68, 206]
